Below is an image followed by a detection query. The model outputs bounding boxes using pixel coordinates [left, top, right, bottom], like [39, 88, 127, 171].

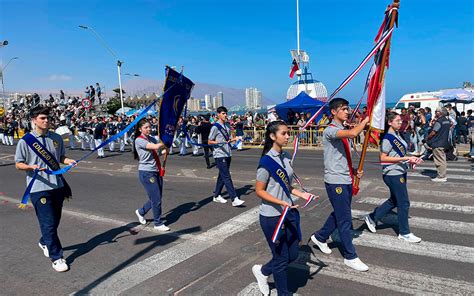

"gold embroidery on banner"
[335, 187, 343, 194]
[40, 197, 47, 204]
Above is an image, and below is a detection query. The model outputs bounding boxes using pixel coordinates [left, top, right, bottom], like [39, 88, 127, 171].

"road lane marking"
[352, 209, 474, 235]
[372, 186, 474, 199]
[0, 196, 195, 239]
[357, 197, 474, 214]
[181, 169, 198, 178]
[332, 231, 474, 263]
[408, 172, 474, 181]
[292, 252, 474, 295]
[75, 206, 260, 295]
[416, 166, 472, 172]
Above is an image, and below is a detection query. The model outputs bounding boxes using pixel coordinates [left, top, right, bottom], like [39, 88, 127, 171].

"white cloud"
[48, 74, 72, 81]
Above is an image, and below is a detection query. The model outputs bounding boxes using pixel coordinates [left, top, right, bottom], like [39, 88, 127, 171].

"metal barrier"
[241, 126, 328, 147]
[241, 125, 364, 147]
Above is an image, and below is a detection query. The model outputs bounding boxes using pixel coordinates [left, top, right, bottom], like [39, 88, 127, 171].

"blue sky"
[1, 0, 473, 104]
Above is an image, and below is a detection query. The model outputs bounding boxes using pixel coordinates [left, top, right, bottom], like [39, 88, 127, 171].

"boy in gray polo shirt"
[15, 106, 76, 272]
[310, 98, 370, 272]
[208, 106, 245, 207]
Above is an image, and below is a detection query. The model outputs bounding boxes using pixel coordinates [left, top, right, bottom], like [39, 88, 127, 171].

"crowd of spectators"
[1, 91, 473, 163]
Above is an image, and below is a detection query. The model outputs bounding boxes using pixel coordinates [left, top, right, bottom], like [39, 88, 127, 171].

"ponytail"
[261, 121, 287, 156]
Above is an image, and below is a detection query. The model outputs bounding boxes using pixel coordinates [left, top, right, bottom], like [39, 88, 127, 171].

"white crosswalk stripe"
[290, 252, 474, 295]
[357, 197, 474, 214]
[408, 172, 474, 181]
[416, 166, 472, 172]
[331, 231, 474, 263]
[351, 209, 474, 235]
[372, 186, 474, 199]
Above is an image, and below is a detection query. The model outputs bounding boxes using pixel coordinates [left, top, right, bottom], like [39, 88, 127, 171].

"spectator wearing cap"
[426, 107, 451, 182]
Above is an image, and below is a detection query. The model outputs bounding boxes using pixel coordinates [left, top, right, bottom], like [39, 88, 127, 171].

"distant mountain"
[122, 79, 274, 107]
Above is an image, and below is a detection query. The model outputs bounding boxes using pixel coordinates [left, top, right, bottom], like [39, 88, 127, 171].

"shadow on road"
[73, 226, 201, 295]
[64, 222, 141, 264]
[162, 195, 214, 226]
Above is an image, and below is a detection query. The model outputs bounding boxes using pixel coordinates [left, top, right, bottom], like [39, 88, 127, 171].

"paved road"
[0, 142, 473, 295]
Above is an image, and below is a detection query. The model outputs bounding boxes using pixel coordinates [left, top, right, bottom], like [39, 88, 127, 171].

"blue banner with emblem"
[159, 67, 195, 148]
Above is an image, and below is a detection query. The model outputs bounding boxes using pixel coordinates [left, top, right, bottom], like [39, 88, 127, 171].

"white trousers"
[95, 139, 104, 156]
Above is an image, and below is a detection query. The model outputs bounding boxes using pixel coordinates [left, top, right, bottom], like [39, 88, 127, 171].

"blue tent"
[275, 91, 326, 122]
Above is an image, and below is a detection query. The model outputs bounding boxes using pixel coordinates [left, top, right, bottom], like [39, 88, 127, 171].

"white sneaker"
[310, 235, 332, 254]
[364, 215, 376, 233]
[154, 224, 170, 232]
[398, 233, 422, 243]
[344, 257, 369, 272]
[135, 209, 146, 225]
[213, 195, 227, 204]
[251, 264, 269, 296]
[52, 258, 69, 272]
[38, 242, 49, 258]
[431, 177, 447, 182]
[232, 197, 245, 207]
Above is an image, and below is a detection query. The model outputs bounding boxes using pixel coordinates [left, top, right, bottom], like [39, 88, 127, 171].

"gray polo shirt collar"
[330, 120, 344, 129]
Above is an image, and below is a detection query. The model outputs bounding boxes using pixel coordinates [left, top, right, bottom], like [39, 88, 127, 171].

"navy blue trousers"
[138, 170, 164, 227]
[30, 188, 65, 261]
[314, 183, 357, 260]
[214, 157, 237, 200]
[260, 209, 300, 296]
[370, 173, 411, 235]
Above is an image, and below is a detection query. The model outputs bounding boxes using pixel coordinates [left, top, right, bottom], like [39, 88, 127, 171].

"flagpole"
[296, 0, 300, 55]
[353, 0, 400, 194]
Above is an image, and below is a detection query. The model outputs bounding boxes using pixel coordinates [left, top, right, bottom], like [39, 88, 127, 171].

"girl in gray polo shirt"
[132, 119, 170, 232]
[364, 111, 423, 243]
[251, 121, 315, 296]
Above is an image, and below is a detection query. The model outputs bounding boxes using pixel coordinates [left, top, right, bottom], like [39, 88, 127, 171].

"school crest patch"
[53, 140, 59, 148]
[400, 177, 405, 184]
[40, 197, 47, 204]
[149, 177, 155, 183]
[335, 187, 343, 194]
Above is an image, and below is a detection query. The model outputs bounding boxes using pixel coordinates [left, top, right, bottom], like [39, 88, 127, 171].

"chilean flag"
[289, 59, 300, 78]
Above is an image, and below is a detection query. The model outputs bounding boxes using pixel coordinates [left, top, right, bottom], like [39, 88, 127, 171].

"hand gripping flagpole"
[353, 0, 400, 195]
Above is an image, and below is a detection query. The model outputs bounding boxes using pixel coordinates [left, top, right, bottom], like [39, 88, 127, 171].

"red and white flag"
[289, 59, 300, 78]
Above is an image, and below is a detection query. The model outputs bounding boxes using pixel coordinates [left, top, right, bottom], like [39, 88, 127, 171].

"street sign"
[82, 98, 92, 109]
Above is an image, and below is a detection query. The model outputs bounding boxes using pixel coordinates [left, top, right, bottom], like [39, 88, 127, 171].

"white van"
[394, 88, 474, 113]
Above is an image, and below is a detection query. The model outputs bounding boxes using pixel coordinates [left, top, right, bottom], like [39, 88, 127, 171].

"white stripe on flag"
[370, 82, 386, 130]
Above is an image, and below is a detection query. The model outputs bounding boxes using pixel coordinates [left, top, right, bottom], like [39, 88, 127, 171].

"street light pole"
[117, 60, 124, 114]
[79, 25, 125, 114]
[1, 57, 19, 109]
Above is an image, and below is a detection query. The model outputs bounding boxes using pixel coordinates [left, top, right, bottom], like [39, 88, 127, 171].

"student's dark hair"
[216, 106, 227, 113]
[261, 120, 287, 157]
[382, 111, 400, 139]
[30, 106, 50, 118]
[329, 98, 349, 111]
[133, 118, 149, 160]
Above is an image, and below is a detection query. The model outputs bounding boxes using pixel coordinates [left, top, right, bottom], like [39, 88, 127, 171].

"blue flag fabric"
[159, 67, 195, 148]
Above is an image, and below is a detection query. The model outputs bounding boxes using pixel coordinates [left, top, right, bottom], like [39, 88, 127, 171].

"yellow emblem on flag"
[40, 197, 47, 204]
[53, 140, 59, 148]
[400, 177, 405, 183]
[149, 177, 155, 183]
[335, 187, 343, 194]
